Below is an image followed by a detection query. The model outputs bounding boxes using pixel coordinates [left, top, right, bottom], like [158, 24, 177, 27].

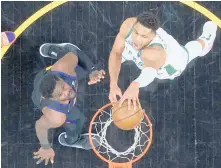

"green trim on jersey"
[148, 43, 164, 49]
[181, 45, 190, 63]
[164, 64, 177, 75]
[125, 22, 137, 39]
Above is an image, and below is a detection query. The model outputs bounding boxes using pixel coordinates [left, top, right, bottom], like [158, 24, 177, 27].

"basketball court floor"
[1, 1, 221, 168]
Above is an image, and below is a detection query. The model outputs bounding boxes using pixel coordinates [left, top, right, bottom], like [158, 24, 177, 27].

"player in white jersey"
[108, 12, 217, 109]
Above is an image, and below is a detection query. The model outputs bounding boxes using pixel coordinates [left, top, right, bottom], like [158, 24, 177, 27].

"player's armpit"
[141, 46, 166, 70]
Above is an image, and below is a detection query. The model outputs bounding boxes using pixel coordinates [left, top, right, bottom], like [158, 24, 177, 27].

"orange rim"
[89, 103, 153, 167]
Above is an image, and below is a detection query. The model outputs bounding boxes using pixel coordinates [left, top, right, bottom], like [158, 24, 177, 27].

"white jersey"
[122, 26, 189, 80]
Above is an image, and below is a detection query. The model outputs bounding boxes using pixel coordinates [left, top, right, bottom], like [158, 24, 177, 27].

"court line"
[1, 1, 220, 59]
[179, 1, 221, 28]
[1, 1, 67, 59]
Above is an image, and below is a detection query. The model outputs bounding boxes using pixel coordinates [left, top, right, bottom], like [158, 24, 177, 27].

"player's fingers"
[109, 94, 115, 103]
[100, 69, 105, 75]
[112, 94, 118, 102]
[136, 96, 141, 109]
[36, 158, 44, 164]
[33, 155, 41, 159]
[98, 69, 105, 77]
[127, 99, 131, 110]
[118, 90, 123, 98]
[97, 74, 102, 79]
[132, 98, 137, 110]
[108, 94, 112, 102]
[45, 158, 49, 166]
[50, 157, 54, 164]
[96, 70, 105, 79]
[119, 97, 125, 107]
[93, 73, 101, 81]
[33, 152, 39, 155]
[95, 75, 101, 82]
[101, 74, 105, 79]
[88, 77, 99, 85]
[88, 80, 94, 85]
[100, 72, 105, 79]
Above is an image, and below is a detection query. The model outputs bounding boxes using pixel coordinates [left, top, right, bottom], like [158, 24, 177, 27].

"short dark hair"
[39, 73, 59, 98]
[137, 12, 160, 32]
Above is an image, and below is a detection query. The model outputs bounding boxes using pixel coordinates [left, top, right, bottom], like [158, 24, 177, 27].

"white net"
[91, 108, 152, 162]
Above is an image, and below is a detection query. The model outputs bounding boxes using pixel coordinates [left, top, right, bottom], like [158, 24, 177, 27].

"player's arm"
[51, 52, 78, 76]
[108, 18, 136, 87]
[52, 50, 104, 83]
[133, 46, 166, 87]
[35, 108, 66, 149]
[119, 46, 166, 109]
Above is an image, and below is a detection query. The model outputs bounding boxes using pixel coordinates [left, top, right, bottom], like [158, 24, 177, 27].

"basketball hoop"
[89, 103, 153, 168]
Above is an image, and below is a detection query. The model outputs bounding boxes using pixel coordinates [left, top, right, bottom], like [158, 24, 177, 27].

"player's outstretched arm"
[108, 31, 125, 87]
[108, 18, 136, 103]
[34, 109, 66, 165]
[108, 18, 135, 87]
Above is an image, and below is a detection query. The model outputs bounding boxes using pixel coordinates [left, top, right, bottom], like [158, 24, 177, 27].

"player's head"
[39, 73, 75, 101]
[132, 12, 160, 50]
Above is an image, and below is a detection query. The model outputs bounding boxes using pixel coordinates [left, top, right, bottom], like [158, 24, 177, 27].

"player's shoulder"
[119, 17, 137, 37]
[121, 17, 137, 28]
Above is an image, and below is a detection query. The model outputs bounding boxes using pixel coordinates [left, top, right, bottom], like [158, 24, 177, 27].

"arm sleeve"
[76, 50, 97, 73]
[134, 67, 157, 88]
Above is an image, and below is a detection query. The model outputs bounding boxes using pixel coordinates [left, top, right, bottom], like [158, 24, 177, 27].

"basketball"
[111, 101, 144, 130]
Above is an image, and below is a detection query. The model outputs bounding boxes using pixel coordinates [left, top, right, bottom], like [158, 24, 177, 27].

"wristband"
[41, 144, 51, 149]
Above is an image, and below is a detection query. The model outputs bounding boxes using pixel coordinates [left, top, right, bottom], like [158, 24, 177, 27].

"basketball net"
[90, 106, 152, 167]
